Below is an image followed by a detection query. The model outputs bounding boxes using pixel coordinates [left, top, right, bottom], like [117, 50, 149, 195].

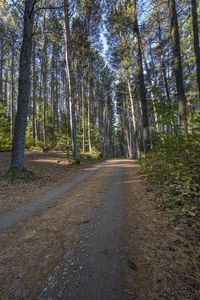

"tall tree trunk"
[122, 92, 132, 158]
[42, 12, 48, 150]
[0, 33, 3, 101]
[10, 0, 35, 169]
[4, 69, 8, 104]
[55, 50, 59, 128]
[87, 65, 92, 153]
[191, 0, 200, 99]
[143, 53, 160, 133]
[11, 41, 15, 139]
[81, 76, 86, 154]
[63, 0, 78, 160]
[132, 0, 150, 154]
[127, 79, 140, 159]
[51, 45, 56, 146]
[32, 38, 37, 146]
[157, 20, 171, 104]
[168, 0, 187, 132]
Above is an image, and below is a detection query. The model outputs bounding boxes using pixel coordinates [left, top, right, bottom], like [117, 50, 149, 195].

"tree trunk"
[143, 53, 160, 133]
[11, 41, 15, 138]
[168, 0, 187, 132]
[81, 76, 86, 154]
[122, 92, 132, 158]
[63, 0, 78, 160]
[157, 20, 171, 104]
[55, 49, 59, 128]
[4, 69, 8, 104]
[32, 38, 37, 146]
[10, 0, 35, 169]
[0, 33, 3, 101]
[191, 0, 200, 99]
[127, 79, 140, 159]
[42, 12, 48, 150]
[132, 0, 150, 154]
[87, 66, 92, 153]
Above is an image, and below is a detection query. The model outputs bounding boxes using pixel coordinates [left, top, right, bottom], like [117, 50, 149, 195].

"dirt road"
[0, 159, 199, 299]
[0, 159, 132, 299]
[39, 161, 125, 300]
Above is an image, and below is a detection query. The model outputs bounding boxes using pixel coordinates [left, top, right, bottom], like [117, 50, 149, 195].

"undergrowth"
[141, 132, 200, 218]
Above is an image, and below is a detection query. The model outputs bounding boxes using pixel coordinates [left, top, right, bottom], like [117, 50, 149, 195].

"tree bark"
[127, 79, 140, 159]
[168, 0, 187, 132]
[0, 33, 3, 101]
[63, 0, 78, 160]
[143, 53, 160, 133]
[81, 76, 86, 154]
[191, 0, 200, 99]
[10, 0, 35, 169]
[42, 11, 48, 150]
[87, 65, 92, 153]
[132, 0, 150, 154]
[11, 40, 15, 139]
[32, 38, 37, 146]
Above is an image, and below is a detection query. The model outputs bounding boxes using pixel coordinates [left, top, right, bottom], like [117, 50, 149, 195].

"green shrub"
[141, 132, 200, 216]
[0, 102, 11, 151]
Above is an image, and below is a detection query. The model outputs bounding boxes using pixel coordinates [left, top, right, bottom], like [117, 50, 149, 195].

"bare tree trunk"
[87, 66, 92, 153]
[32, 38, 37, 146]
[122, 93, 132, 158]
[81, 76, 86, 154]
[127, 79, 140, 159]
[4, 69, 8, 104]
[157, 20, 171, 104]
[42, 12, 48, 151]
[0, 33, 3, 101]
[50, 45, 56, 146]
[133, 0, 150, 154]
[55, 50, 59, 128]
[63, 0, 78, 160]
[191, 0, 200, 99]
[143, 53, 160, 133]
[11, 42, 15, 138]
[168, 0, 187, 132]
[10, 0, 35, 169]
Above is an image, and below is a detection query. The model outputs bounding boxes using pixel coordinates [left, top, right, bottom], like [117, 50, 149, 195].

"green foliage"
[0, 102, 11, 151]
[80, 149, 102, 160]
[141, 132, 200, 217]
[25, 122, 34, 149]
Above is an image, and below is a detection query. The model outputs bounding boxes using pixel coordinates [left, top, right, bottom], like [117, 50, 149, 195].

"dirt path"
[39, 162, 125, 300]
[0, 159, 199, 299]
[0, 151, 100, 216]
[0, 163, 101, 230]
[0, 159, 131, 299]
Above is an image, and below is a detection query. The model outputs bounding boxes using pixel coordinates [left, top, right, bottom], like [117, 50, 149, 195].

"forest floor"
[0, 151, 97, 216]
[0, 155, 199, 299]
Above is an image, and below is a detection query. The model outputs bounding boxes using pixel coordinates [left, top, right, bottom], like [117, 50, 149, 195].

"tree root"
[5, 167, 36, 183]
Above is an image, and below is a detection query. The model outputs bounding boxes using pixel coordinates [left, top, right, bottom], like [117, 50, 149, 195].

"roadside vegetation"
[141, 131, 200, 218]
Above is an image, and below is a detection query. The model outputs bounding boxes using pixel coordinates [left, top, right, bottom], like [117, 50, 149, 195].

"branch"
[11, 0, 24, 15]
[33, 4, 68, 15]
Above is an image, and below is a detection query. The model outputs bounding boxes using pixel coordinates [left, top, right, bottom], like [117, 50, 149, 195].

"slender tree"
[168, 0, 187, 132]
[191, 0, 200, 99]
[132, 0, 150, 153]
[63, 0, 78, 160]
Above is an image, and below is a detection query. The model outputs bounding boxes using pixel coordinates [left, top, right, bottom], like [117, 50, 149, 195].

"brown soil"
[123, 165, 200, 300]
[0, 161, 109, 299]
[0, 158, 199, 299]
[0, 151, 98, 216]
